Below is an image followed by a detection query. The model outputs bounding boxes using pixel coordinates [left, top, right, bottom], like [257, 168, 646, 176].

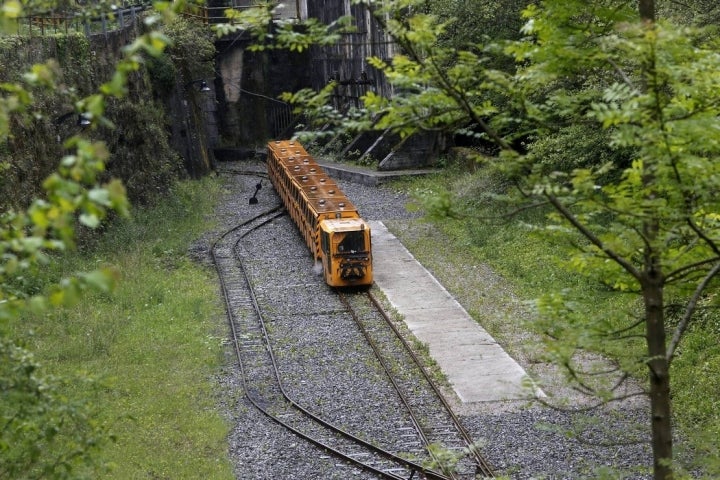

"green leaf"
[79, 213, 100, 229]
[80, 268, 119, 293]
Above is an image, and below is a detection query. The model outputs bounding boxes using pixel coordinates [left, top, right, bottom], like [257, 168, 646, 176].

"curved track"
[212, 168, 495, 479]
[212, 206, 448, 479]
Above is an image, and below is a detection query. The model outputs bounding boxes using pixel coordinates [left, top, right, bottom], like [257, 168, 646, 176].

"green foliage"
[0, 17, 193, 209]
[217, 3, 351, 52]
[11, 178, 233, 479]
[394, 166, 720, 477]
[53, 34, 94, 92]
[424, 441, 486, 477]
[163, 16, 215, 80]
[0, 339, 113, 479]
[524, 124, 631, 179]
[102, 98, 184, 204]
[495, 19, 720, 477]
[281, 82, 375, 140]
[1, 0, 193, 476]
[145, 51, 177, 95]
[658, 0, 720, 28]
[427, 0, 526, 71]
[507, 15, 720, 297]
[1, 135, 128, 318]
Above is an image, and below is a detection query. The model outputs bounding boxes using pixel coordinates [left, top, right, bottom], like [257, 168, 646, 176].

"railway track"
[213, 206, 449, 479]
[212, 169, 495, 479]
[340, 292, 495, 479]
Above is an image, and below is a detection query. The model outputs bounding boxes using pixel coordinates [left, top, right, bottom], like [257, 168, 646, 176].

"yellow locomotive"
[266, 140, 373, 288]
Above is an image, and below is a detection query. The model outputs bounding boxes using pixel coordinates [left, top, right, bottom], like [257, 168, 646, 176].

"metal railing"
[268, 99, 295, 138]
[10, 4, 149, 38]
[10, 4, 267, 37]
[181, 5, 258, 25]
[234, 87, 296, 138]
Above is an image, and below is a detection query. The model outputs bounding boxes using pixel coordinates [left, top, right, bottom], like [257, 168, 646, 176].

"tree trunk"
[639, 0, 655, 22]
[643, 274, 673, 480]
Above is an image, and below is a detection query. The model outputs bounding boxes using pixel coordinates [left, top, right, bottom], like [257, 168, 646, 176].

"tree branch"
[545, 193, 642, 279]
[665, 256, 720, 284]
[535, 389, 647, 414]
[685, 217, 720, 258]
[666, 259, 720, 362]
[606, 316, 645, 337]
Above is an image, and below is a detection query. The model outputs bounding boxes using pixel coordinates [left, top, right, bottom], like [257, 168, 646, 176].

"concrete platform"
[311, 158, 541, 402]
[370, 221, 542, 403]
[317, 159, 438, 186]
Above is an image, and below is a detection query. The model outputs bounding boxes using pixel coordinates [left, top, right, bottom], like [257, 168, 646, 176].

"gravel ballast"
[201, 160, 653, 479]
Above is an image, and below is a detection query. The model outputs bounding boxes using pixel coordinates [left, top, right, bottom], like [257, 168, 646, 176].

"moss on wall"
[0, 22, 206, 211]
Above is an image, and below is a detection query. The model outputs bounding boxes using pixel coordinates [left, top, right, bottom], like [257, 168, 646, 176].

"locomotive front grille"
[339, 259, 368, 281]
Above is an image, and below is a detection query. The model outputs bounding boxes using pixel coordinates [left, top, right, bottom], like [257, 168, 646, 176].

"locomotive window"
[336, 231, 365, 253]
[321, 231, 330, 253]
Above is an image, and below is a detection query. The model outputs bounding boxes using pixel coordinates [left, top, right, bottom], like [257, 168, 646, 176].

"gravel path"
[198, 160, 654, 479]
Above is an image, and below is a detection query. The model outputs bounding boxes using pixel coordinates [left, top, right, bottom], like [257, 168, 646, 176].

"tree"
[0, 0, 187, 476]
[226, 0, 720, 478]
[368, 1, 720, 478]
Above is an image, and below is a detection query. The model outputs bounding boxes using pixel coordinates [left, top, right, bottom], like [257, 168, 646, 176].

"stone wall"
[210, 0, 438, 169]
[213, 34, 311, 148]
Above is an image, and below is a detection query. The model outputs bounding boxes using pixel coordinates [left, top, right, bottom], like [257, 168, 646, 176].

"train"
[266, 140, 373, 288]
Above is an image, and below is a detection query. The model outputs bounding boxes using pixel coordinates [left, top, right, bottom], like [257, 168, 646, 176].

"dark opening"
[337, 231, 365, 253]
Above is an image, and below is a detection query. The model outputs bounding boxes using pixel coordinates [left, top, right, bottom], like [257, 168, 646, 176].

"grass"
[7, 162, 718, 477]
[11, 176, 235, 479]
[385, 165, 720, 474]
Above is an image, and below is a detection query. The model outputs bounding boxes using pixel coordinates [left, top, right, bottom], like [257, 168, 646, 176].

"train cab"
[319, 218, 373, 287]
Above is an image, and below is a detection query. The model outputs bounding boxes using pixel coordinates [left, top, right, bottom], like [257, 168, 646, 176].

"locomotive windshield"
[336, 231, 366, 253]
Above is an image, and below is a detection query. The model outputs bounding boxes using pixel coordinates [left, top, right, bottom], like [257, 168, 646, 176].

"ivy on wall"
[0, 16, 214, 212]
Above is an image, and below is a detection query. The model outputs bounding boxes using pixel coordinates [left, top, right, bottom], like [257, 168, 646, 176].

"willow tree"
[228, 0, 720, 478]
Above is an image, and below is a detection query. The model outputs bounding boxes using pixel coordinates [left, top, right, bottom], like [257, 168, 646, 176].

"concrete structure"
[317, 159, 543, 403]
[371, 221, 542, 403]
[318, 158, 437, 186]
[210, 0, 439, 169]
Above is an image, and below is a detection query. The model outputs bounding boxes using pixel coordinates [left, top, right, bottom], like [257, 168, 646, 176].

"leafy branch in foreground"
[215, 2, 353, 52]
[1, 1, 185, 476]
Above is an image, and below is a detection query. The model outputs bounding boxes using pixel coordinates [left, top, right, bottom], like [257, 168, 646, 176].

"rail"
[237, 87, 296, 138]
[9, 1, 278, 38]
[212, 204, 448, 479]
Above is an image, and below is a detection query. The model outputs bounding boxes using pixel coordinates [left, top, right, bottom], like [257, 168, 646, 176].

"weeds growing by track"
[10, 177, 235, 479]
